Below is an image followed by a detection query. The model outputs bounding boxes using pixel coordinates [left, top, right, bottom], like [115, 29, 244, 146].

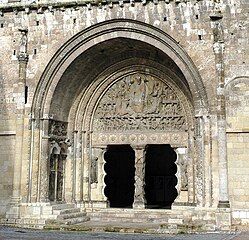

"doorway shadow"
[104, 145, 135, 208]
[145, 144, 178, 209]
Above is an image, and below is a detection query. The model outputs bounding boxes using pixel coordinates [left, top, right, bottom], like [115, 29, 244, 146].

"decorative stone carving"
[18, 28, 28, 62]
[90, 156, 98, 184]
[92, 132, 188, 147]
[178, 148, 188, 191]
[47, 120, 70, 202]
[93, 74, 186, 132]
[133, 146, 146, 209]
[48, 120, 68, 141]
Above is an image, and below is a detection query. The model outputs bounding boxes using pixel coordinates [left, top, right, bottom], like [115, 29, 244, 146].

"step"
[51, 204, 75, 211]
[88, 211, 183, 218]
[64, 216, 90, 225]
[87, 211, 185, 224]
[53, 208, 80, 215]
[57, 211, 87, 220]
[89, 216, 170, 223]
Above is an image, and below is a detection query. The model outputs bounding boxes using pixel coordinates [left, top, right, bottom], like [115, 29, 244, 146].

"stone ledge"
[0, 0, 203, 13]
[0, 131, 16, 136]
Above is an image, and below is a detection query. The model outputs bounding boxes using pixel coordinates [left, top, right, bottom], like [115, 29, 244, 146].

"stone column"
[38, 118, 50, 203]
[75, 131, 83, 203]
[195, 116, 205, 207]
[211, 15, 230, 208]
[217, 117, 229, 207]
[72, 130, 78, 202]
[7, 29, 29, 218]
[82, 131, 90, 204]
[132, 145, 146, 209]
[62, 156, 66, 202]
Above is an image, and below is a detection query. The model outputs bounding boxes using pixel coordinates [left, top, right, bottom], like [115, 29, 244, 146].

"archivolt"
[32, 19, 209, 121]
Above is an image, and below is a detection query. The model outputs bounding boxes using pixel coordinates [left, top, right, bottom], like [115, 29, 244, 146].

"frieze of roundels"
[93, 74, 187, 132]
[92, 132, 188, 147]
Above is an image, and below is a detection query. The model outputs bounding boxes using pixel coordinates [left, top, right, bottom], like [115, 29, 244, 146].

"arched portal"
[30, 19, 209, 209]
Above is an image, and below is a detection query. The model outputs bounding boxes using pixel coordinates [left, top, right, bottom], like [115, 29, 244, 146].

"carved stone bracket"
[132, 145, 146, 209]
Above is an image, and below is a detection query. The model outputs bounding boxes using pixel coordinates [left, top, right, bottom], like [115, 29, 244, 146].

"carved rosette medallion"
[93, 74, 187, 132]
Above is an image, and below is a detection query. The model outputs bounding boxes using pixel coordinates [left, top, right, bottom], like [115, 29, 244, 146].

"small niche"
[198, 34, 202, 40]
[0, 23, 3, 28]
[25, 86, 28, 104]
[13, 49, 16, 55]
[163, 16, 167, 21]
[73, 18, 76, 24]
[36, 21, 39, 26]
[34, 49, 37, 55]
[195, 14, 199, 19]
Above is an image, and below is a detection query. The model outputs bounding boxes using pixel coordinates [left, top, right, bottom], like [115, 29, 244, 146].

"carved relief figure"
[179, 154, 188, 190]
[49, 120, 67, 140]
[129, 76, 148, 114]
[90, 156, 98, 184]
[94, 73, 186, 131]
[19, 28, 28, 56]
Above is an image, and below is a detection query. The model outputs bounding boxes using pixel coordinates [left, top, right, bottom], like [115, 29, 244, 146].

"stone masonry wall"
[0, 0, 248, 220]
[224, 0, 249, 223]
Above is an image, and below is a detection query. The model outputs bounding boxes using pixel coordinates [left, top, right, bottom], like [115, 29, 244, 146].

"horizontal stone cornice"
[0, 0, 204, 14]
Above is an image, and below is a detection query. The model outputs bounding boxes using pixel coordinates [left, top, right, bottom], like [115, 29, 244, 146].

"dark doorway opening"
[104, 145, 135, 208]
[145, 144, 178, 209]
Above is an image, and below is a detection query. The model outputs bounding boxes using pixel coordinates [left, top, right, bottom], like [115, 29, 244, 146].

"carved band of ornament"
[92, 132, 188, 147]
[93, 73, 187, 132]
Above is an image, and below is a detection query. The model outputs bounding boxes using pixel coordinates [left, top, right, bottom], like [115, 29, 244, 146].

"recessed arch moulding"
[30, 20, 211, 208]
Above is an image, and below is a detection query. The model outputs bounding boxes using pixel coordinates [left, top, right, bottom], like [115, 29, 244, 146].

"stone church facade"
[0, 0, 248, 231]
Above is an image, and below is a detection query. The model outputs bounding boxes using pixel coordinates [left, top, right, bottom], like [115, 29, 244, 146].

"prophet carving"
[93, 74, 186, 131]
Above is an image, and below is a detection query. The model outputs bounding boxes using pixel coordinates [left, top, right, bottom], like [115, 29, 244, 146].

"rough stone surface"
[0, 0, 248, 231]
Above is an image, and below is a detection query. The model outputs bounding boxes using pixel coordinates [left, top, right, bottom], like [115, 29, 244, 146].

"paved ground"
[0, 226, 249, 240]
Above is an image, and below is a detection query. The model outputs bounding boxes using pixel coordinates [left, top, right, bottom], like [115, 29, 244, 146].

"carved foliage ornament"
[93, 74, 187, 132]
[49, 120, 68, 141]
